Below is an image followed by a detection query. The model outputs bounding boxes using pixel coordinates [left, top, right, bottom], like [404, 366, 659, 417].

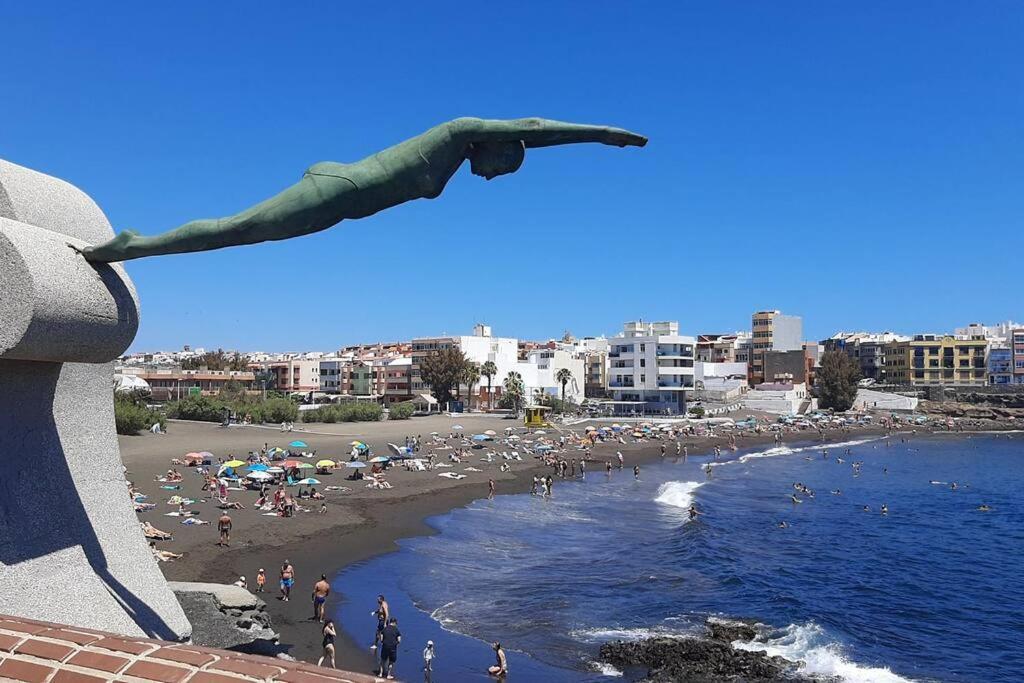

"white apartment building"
[744, 381, 809, 415]
[607, 321, 695, 415]
[411, 324, 520, 405]
[520, 348, 585, 404]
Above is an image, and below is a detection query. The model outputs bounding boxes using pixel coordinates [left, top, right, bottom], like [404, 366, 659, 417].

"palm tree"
[555, 367, 574, 412]
[503, 370, 525, 414]
[480, 361, 497, 410]
[463, 363, 480, 411]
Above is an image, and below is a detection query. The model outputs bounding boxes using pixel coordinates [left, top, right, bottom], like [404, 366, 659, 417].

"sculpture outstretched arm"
[80, 117, 646, 263]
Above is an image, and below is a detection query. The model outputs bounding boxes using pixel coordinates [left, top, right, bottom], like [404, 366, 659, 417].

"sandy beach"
[121, 412, 979, 676]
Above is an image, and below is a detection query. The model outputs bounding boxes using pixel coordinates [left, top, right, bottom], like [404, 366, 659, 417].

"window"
[640, 374, 646, 383]
[640, 344, 646, 352]
[640, 358, 645, 367]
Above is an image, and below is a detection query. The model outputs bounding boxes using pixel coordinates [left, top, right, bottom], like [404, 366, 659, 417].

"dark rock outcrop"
[599, 618, 824, 682]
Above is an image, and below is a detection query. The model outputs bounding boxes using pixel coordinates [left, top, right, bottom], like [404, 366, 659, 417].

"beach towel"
[438, 472, 466, 480]
[180, 518, 209, 525]
[464, 467, 482, 472]
[160, 485, 181, 490]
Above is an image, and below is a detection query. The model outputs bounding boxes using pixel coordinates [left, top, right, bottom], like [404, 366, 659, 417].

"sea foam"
[732, 621, 914, 683]
[654, 481, 704, 510]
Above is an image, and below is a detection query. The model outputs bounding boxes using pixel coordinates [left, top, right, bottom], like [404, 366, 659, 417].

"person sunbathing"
[218, 498, 245, 509]
[141, 521, 173, 540]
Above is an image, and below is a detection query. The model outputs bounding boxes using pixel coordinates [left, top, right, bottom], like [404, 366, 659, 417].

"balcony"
[608, 381, 635, 388]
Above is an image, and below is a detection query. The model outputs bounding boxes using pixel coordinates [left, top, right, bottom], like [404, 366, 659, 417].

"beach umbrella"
[536, 444, 553, 451]
[296, 477, 321, 485]
[472, 434, 490, 441]
[246, 471, 273, 481]
[632, 431, 643, 438]
[289, 440, 308, 448]
[534, 430, 546, 435]
[369, 456, 390, 463]
[224, 459, 245, 468]
[184, 452, 203, 461]
[585, 425, 597, 432]
[429, 431, 439, 436]
[483, 429, 497, 436]
[346, 461, 367, 469]
[295, 462, 315, 470]
[266, 466, 285, 474]
[451, 424, 464, 430]
[349, 440, 365, 446]
[247, 463, 269, 472]
[316, 459, 336, 468]
[282, 460, 302, 468]
[198, 451, 214, 458]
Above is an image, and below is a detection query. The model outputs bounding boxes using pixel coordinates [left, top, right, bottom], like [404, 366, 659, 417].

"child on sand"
[256, 568, 266, 592]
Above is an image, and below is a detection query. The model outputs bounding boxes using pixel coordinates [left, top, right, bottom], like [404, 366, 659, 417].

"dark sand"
[122, 414, 909, 675]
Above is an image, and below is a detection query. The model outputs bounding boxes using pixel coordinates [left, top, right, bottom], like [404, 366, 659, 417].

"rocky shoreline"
[599, 618, 834, 682]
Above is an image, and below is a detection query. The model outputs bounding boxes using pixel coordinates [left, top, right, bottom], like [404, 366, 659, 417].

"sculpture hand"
[460, 117, 647, 149]
[79, 230, 140, 262]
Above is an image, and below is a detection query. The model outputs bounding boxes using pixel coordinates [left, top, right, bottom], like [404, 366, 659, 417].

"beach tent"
[289, 440, 308, 448]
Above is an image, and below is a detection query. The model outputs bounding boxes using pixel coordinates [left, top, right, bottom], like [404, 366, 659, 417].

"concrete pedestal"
[0, 159, 190, 640]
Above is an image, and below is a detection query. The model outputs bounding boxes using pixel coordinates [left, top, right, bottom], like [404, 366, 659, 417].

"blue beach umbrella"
[472, 434, 491, 441]
[346, 461, 367, 469]
[247, 463, 269, 472]
[289, 440, 308, 448]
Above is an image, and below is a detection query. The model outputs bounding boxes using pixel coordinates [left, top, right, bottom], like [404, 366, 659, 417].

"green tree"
[816, 350, 862, 412]
[218, 379, 247, 402]
[480, 360, 497, 410]
[462, 363, 480, 411]
[420, 348, 468, 407]
[502, 370, 525, 414]
[555, 367, 574, 412]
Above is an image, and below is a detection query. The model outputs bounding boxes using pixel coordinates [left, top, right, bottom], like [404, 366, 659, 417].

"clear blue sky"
[3, 3, 1021, 352]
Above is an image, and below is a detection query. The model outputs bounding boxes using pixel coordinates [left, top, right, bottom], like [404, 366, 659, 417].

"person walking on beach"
[423, 640, 435, 673]
[488, 641, 508, 678]
[312, 574, 330, 622]
[633, 465, 640, 480]
[256, 568, 266, 593]
[280, 560, 295, 601]
[488, 479, 496, 499]
[379, 617, 401, 679]
[217, 512, 232, 547]
[318, 619, 337, 668]
[617, 451, 624, 469]
[371, 595, 390, 650]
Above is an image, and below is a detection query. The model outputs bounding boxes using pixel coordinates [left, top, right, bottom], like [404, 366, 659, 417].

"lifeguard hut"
[524, 405, 552, 428]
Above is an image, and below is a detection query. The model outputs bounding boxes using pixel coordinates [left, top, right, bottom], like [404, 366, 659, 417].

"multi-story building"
[382, 357, 413, 404]
[696, 333, 751, 363]
[411, 324, 520, 406]
[118, 368, 256, 402]
[883, 340, 910, 384]
[750, 310, 803, 385]
[824, 332, 911, 382]
[1012, 329, 1024, 384]
[988, 347, 1013, 385]
[763, 349, 814, 385]
[954, 321, 1021, 343]
[898, 335, 989, 386]
[607, 321, 695, 415]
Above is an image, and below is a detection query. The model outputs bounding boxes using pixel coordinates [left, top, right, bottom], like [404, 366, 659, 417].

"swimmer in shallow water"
[777, 521, 788, 529]
[880, 504, 888, 515]
[862, 505, 870, 512]
[977, 504, 991, 511]
[831, 489, 842, 495]
[791, 494, 802, 504]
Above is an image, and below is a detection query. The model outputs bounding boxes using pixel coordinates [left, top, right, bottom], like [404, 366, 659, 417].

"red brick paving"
[0, 613, 382, 682]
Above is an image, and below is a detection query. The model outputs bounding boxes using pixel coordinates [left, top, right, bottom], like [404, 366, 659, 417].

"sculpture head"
[468, 141, 525, 180]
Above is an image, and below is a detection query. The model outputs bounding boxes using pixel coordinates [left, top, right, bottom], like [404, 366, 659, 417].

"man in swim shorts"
[312, 574, 330, 622]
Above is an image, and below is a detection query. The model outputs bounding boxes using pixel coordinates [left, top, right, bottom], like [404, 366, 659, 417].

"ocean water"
[332, 434, 1024, 682]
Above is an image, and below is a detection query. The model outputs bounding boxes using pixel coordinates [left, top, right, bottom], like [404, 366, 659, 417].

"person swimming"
[790, 494, 802, 504]
[862, 505, 870, 512]
[777, 521, 788, 529]
[977, 504, 991, 511]
[831, 489, 842, 495]
[880, 504, 888, 515]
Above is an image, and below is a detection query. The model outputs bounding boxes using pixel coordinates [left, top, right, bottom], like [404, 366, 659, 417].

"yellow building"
[899, 335, 989, 386]
[882, 340, 910, 384]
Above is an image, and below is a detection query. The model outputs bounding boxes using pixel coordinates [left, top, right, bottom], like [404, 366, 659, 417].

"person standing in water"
[633, 465, 641, 480]
[371, 594, 390, 650]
